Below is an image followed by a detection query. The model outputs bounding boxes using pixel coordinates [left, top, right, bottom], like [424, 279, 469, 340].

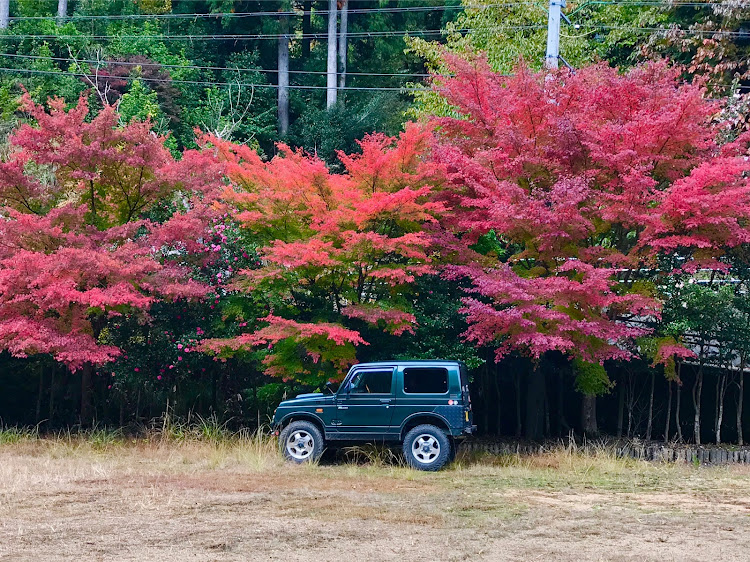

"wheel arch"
[278, 413, 326, 436]
[400, 413, 452, 441]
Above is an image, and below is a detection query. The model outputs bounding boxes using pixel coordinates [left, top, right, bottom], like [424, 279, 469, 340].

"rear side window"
[349, 369, 393, 394]
[403, 368, 448, 394]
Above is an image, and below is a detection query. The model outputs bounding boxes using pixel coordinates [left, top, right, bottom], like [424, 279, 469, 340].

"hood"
[278, 392, 334, 407]
[294, 392, 324, 399]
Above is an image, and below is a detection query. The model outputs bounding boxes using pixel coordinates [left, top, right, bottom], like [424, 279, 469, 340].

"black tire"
[279, 420, 324, 464]
[402, 424, 451, 471]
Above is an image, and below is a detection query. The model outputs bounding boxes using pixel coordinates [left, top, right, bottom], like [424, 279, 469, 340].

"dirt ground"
[2, 440, 750, 562]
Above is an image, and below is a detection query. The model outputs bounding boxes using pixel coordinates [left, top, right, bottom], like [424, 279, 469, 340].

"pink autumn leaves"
[432, 57, 750, 365]
[0, 93, 220, 371]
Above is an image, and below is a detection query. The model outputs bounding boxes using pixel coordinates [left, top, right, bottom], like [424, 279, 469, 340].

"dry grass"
[2, 430, 750, 561]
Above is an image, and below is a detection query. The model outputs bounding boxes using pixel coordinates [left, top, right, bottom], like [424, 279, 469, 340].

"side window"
[348, 369, 393, 394]
[403, 368, 448, 394]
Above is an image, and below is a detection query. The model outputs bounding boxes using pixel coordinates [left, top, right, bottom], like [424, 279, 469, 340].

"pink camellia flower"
[169, 365, 175, 369]
[178, 356, 183, 361]
[134, 367, 140, 372]
[177, 343, 183, 349]
[108, 385, 112, 389]
[157, 375, 162, 380]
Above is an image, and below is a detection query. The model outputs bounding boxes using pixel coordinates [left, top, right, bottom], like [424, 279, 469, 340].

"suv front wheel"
[279, 420, 324, 464]
[403, 424, 451, 471]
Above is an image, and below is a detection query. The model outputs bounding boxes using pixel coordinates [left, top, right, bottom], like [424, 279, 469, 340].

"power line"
[0, 23, 742, 42]
[9, 4, 523, 21]
[585, 24, 748, 36]
[0, 65, 429, 92]
[0, 52, 435, 78]
[0, 26, 547, 41]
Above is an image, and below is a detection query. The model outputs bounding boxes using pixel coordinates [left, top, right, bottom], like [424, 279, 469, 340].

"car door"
[334, 366, 396, 436]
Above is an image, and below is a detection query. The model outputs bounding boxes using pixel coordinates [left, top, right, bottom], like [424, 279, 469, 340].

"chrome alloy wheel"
[286, 430, 315, 460]
[411, 433, 440, 465]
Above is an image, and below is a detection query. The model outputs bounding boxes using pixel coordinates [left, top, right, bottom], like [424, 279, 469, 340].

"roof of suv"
[352, 360, 464, 368]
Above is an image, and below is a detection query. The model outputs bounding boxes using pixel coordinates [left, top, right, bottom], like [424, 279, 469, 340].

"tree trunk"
[326, 0, 337, 109]
[646, 371, 655, 441]
[737, 371, 744, 446]
[664, 380, 672, 443]
[48, 367, 55, 426]
[481, 362, 489, 435]
[515, 370, 522, 438]
[543, 377, 550, 437]
[581, 394, 598, 436]
[337, 0, 348, 92]
[693, 369, 703, 445]
[212, 370, 218, 414]
[36, 363, 44, 424]
[494, 364, 502, 436]
[616, 380, 624, 438]
[714, 375, 721, 443]
[556, 368, 569, 436]
[277, 13, 290, 135]
[302, 0, 312, 58]
[676, 363, 683, 442]
[716, 372, 728, 444]
[524, 365, 545, 441]
[0, 0, 9, 29]
[80, 363, 94, 427]
[626, 370, 635, 438]
[57, 0, 67, 23]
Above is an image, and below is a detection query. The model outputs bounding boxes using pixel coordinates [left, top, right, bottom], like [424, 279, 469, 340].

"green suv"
[272, 360, 475, 471]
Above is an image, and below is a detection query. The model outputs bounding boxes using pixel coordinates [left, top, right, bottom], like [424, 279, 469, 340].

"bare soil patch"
[2, 441, 750, 561]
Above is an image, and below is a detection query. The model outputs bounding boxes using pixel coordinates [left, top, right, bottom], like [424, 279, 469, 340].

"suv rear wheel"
[403, 424, 451, 471]
[279, 420, 324, 464]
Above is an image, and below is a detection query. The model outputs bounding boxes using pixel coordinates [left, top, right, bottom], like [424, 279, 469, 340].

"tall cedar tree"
[202, 125, 444, 383]
[431, 56, 750, 367]
[0, 94, 221, 419]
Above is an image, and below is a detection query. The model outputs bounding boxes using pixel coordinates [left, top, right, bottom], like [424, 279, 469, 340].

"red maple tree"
[431, 56, 750, 364]
[201, 125, 444, 382]
[0, 94, 218, 420]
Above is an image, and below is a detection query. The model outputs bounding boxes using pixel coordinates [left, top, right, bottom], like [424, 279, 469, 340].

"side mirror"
[325, 381, 335, 395]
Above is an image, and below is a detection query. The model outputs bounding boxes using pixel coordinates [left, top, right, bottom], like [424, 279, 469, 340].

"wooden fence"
[458, 438, 750, 465]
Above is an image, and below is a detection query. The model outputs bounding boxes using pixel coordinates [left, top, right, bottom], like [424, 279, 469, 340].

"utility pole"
[0, 0, 9, 30]
[278, 12, 290, 136]
[326, 0, 338, 109]
[57, 0, 68, 24]
[545, 0, 565, 69]
[338, 0, 349, 94]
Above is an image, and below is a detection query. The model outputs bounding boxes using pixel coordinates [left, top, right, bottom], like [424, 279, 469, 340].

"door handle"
[379, 399, 392, 404]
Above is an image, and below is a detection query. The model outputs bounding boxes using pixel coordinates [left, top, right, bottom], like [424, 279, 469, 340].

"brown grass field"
[1, 430, 750, 562]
